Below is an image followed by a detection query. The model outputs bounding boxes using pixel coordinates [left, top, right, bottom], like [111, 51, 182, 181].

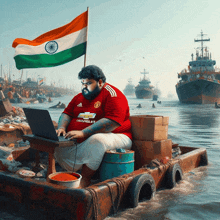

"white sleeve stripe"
[106, 85, 116, 96]
[106, 85, 117, 97]
[105, 85, 117, 97]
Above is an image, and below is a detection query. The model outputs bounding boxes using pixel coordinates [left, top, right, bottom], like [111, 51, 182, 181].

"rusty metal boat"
[0, 115, 208, 220]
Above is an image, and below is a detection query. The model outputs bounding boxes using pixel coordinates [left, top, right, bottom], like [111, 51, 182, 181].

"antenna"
[140, 69, 149, 79]
[194, 30, 210, 58]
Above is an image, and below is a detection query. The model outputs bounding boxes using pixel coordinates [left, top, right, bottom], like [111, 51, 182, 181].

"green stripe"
[14, 42, 86, 70]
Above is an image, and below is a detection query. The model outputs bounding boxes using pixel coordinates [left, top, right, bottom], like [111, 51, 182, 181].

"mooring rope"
[104, 177, 126, 215]
[85, 187, 99, 220]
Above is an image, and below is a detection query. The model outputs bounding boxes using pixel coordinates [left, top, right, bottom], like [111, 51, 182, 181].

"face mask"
[82, 84, 101, 100]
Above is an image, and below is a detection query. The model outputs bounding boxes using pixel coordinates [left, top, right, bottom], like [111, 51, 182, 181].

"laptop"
[23, 108, 71, 142]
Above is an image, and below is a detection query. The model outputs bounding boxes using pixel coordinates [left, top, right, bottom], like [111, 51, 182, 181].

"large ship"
[135, 69, 154, 99]
[176, 31, 220, 104]
[123, 78, 135, 96]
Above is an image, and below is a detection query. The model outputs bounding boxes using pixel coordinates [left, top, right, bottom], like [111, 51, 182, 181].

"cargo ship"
[135, 69, 154, 99]
[123, 78, 135, 96]
[176, 31, 220, 104]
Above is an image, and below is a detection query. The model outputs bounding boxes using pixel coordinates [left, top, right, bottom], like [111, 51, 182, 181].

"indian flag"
[38, 78, 44, 86]
[12, 11, 88, 70]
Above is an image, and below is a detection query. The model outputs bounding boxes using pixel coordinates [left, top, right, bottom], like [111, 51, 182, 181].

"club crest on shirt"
[78, 112, 96, 119]
[94, 101, 101, 108]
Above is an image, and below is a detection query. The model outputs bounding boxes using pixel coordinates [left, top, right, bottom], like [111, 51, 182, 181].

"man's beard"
[82, 85, 101, 100]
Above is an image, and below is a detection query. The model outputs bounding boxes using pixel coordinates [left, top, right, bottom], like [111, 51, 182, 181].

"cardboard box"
[132, 139, 172, 169]
[130, 115, 169, 141]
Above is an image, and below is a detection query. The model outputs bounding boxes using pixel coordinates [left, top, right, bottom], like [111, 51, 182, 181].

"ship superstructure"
[135, 69, 154, 99]
[176, 31, 220, 104]
[123, 78, 135, 96]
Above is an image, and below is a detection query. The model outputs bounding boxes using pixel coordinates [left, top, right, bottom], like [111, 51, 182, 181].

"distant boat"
[176, 31, 220, 104]
[123, 78, 135, 96]
[135, 69, 154, 99]
[152, 94, 158, 101]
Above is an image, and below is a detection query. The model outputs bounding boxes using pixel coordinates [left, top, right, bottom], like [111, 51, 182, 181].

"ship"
[135, 69, 154, 99]
[123, 78, 135, 96]
[176, 31, 220, 104]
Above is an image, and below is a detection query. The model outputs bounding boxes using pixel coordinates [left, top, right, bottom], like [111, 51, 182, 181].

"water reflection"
[178, 106, 220, 129]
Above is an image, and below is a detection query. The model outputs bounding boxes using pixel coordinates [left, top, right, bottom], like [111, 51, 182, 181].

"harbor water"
[1, 95, 220, 220]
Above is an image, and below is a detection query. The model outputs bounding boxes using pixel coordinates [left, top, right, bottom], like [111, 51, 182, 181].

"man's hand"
[56, 127, 66, 136]
[65, 130, 85, 140]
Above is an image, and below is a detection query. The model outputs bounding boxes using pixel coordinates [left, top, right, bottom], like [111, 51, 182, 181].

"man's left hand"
[65, 130, 85, 140]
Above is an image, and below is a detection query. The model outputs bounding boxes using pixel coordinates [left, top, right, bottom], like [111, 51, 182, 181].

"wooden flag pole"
[84, 7, 89, 67]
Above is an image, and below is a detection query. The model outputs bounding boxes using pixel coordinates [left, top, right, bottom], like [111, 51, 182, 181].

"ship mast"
[141, 69, 149, 80]
[194, 30, 210, 58]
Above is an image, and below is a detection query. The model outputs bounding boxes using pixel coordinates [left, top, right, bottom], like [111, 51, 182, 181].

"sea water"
[1, 95, 220, 220]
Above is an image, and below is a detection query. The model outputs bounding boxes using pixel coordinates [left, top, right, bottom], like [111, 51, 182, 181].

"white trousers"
[54, 133, 132, 171]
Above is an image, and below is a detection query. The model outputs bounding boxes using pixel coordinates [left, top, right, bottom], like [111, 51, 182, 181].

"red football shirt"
[63, 83, 132, 140]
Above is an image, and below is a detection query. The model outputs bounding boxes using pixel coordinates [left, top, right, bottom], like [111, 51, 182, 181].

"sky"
[1, 0, 220, 97]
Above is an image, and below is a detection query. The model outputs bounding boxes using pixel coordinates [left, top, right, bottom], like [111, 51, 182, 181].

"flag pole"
[84, 7, 89, 67]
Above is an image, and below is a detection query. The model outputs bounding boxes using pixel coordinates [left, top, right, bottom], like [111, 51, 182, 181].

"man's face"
[81, 78, 102, 100]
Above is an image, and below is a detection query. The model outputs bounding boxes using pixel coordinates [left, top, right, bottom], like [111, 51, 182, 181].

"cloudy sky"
[1, 0, 220, 97]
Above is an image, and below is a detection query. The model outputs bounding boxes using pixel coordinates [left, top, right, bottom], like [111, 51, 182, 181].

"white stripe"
[105, 85, 117, 97]
[106, 85, 117, 97]
[14, 27, 87, 57]
[106, 85, 116, 97]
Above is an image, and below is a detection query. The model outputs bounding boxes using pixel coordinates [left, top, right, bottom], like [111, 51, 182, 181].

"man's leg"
[80, 164, 96, 188]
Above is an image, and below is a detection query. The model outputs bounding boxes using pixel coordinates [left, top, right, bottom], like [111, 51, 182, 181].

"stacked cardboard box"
[130, 115, 172, 169]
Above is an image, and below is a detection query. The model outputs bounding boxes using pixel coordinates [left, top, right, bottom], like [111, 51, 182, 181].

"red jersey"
[63, 83, 132, 140]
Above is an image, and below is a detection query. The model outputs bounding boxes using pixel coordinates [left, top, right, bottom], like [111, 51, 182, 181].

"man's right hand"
[56, 127, 66, 136]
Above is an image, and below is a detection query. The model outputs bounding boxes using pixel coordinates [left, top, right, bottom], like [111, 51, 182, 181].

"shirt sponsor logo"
[78, 112, 96, 119]
[76, 119, 96, 124]
[94, 101, 101, 108]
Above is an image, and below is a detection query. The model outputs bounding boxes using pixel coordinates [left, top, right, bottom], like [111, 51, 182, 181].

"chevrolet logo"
[78, 112, 96, 119]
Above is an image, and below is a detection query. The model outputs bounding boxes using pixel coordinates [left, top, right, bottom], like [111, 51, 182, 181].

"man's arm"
[64, 118, 119, 139]
[56, 113, 72, 136]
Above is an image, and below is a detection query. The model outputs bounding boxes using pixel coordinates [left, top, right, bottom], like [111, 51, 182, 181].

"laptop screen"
[23, 108, 59, 141]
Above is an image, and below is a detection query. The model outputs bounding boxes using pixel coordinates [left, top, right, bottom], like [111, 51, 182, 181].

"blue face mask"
[82, 84, 101, 100]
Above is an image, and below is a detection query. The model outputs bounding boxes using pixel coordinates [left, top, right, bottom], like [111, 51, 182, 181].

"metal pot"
[48, 172, 82, 188]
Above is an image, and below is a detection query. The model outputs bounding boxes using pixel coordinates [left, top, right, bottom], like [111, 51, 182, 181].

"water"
[1, 95, 220, 219]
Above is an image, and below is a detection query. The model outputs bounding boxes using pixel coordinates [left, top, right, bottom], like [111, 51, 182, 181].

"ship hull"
[176, 79, 220, 104]
[135, 88, 153, 99]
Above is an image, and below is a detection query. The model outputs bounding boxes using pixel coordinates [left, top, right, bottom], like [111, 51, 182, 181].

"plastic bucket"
[48, 172, 82, 188]
[100, 149, 134, 181]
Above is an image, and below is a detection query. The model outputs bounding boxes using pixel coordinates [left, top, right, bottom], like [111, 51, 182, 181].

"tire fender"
[166, 163, 183, 189]
[199, 153, 208, 166]
[127, 173, 156, 208]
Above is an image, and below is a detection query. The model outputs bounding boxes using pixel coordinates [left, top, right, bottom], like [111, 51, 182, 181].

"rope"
[85, 177, 127, 219]
[85, 188, 99, 220]
[104, 177, 126, 215]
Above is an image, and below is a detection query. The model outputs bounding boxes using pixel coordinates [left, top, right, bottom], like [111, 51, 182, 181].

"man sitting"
[55, 65, 132, 188]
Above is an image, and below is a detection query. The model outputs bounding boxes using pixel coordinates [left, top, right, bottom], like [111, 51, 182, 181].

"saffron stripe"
[14, 27, 87, 56]
[14, 42, 86, 70]
[12, 11, 88, 48]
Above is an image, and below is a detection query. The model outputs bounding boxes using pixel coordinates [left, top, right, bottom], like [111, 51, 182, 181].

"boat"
[123, 78, 135, 96]
[135, 69, 154, 99]
[0, 115, 208, 220]
[176, 31, 220, 104]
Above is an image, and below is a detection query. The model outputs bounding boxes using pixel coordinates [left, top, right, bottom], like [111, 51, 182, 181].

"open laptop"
[23, 108, 71, 142]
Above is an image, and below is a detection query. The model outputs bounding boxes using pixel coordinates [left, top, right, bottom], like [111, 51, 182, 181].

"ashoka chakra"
[45, 41, 58, 54]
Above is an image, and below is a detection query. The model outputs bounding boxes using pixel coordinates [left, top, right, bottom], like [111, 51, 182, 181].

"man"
[55, 65, 132, 188]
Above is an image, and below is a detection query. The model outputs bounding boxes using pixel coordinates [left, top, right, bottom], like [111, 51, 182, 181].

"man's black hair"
[78, 65, 106, 83]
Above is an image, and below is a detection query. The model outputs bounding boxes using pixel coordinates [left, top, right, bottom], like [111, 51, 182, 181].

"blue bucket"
[100, 149, 134, 181]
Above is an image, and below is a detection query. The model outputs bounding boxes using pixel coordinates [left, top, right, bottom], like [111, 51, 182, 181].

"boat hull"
[176, 79, 220, 104]
[0, 146, 207, 220]
[135, 88, 153, 99]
